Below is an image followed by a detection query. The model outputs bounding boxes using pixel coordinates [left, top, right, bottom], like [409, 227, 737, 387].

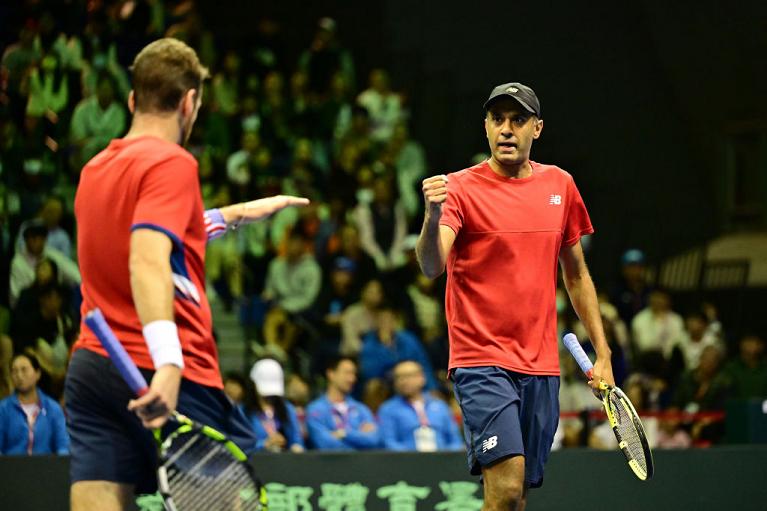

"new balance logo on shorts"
[482, 436, 498, 453]
[549, 194, 562, 205]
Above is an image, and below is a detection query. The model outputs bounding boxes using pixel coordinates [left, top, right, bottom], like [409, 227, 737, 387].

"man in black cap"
[416, 83, 614, 510]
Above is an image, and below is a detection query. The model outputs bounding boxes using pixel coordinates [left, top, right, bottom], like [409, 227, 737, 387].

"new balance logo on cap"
[482, 436, 498, 453]
[549, 194, 562, 205]
[506, 86, 519, 93]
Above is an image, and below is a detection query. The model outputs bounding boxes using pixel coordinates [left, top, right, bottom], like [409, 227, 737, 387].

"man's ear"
[533, 119, 544, 139]
[181, 89, 197, 117]
[128, 90, 136, 114]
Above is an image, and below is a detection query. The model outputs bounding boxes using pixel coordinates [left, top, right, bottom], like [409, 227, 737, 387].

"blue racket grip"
[563, 332, 594, 378]
[85, 309, 149, 396]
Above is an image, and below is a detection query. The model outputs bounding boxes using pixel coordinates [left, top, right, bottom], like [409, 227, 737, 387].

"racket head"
[157, 414, 267, 511]
[602, 386, 654, 481]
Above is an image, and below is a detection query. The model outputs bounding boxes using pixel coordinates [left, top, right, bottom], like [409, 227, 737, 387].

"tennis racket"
[562, 332, 654, 481]
[84, 308, 268, 510]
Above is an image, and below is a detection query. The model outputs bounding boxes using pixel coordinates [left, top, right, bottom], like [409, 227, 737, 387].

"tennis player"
[416, 82, 614, 511]
[65, 38, 308, 511]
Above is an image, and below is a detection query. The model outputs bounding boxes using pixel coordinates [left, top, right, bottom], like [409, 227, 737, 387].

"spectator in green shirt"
[723, 335, 767, 399]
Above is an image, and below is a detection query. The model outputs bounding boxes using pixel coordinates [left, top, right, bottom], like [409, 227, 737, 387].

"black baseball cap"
[483, 82, 541, 118]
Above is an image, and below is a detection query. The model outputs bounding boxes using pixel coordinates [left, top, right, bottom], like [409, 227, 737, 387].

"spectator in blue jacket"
[377, 360, 463, 452]
[0, 353, 69, 455]
[360, 307, 437, 390]
[247, 359, 305, 452]
[306, 356, 380, 450]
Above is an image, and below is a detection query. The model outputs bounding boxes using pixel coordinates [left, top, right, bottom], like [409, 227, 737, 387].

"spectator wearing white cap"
[247, 359, 305, 453]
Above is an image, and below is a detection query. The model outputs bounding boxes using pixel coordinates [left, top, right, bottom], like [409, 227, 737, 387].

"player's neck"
[125, 112, 183, 145]
[406, 393, 424, 404]
[17, 387, 38, 405]
[488, 157, 532, 179]
[326, 387, 347, 404]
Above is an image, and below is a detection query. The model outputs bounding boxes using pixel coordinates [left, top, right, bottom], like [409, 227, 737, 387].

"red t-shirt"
[73, 135, 222, 388]
[440, 161, 594, 375]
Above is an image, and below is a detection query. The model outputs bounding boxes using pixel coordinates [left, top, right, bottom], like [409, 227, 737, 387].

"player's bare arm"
[416, 175, 456, 279]
[127, 228, 182, 428]
[219, 195, 310, 228]
[559, 241, 615, 389]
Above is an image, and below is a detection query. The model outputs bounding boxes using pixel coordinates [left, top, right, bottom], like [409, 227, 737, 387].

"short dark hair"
[11, 352, 41, 372]
[325, 355, 357, 373]
[130, 38, 209, 113]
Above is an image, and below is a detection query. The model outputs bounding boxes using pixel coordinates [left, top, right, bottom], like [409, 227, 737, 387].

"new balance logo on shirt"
[482, 436, 498, 453]
[549, 194, 562, 205]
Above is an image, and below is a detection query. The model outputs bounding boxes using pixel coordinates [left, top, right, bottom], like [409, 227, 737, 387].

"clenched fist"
[422, 175, 449, 219]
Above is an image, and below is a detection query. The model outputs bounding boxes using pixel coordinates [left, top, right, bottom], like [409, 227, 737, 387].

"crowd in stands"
[1, 1, 766, 456]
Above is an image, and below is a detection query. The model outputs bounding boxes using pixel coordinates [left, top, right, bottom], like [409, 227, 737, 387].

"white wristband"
[143, 320, 184, 369]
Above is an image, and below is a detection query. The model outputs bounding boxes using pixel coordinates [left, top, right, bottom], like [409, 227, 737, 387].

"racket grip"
[85, 309, 149, 396]
[563, 332, 594, 378]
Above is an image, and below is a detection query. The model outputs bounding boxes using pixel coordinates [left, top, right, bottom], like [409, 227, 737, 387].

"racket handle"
[563, 332, 594, 379]
[85, 308, 149, 396]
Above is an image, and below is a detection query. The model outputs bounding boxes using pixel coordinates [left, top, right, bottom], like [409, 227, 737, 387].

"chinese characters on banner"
[263, 480, 483, 511]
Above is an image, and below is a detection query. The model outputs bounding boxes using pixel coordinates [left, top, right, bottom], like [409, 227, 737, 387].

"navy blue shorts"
[65, 348, 256, 494]
[452, 366, 559, 488]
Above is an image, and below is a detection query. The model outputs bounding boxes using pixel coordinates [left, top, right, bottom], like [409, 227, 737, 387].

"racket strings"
[161, 432, 261, 510]
[609, 393, 647, 470]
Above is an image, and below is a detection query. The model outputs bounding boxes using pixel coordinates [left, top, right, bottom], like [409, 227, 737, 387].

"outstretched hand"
[224, 195, 310, 227]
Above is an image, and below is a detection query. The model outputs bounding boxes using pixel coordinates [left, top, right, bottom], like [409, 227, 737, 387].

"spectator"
[558, 353, 600, 448]
[678, 310, 724, 371]
[340, 279, 384, 356]
[288, 70, 312, 137]
[223, 372, 249, 408]
[306, 356, 379, 450]
[10, 283, 76, 395]
[356, 69, 403, 142]
[316, 70, 352, 144]
[1, 21, 42, 121]
[354, 176, 409, 272]
[226, 129, 264, 202]
[672, 345, 730, 444]
[611, 249, 653, 327]
[377, 360, 463, 452]
[260, 70, 291, 149]
[285, 373, 312, 443]
[655, 415, 692, 449]
[723, 335, 767, 400]
[359, 307, 437, 390]
[25, 53, 69, 120]
[248, 359, 304, 453]
[335, 105, 373, 161]
[327, 224, 378, 292]
[79, 15, 131, 101]
[0, 353, 69, 455]
[69, 72, 127, 170]
[282, 138, 324, 201]
[0, 335, 12, 399]
[631, 289, 685, 368]
[380, 122, 427, 219]
[15, 195, 72, 257]
[9, 220, 80, 308]
[406, 273, 447, 370]
[310, 256, 360, 359]
[262, 231, 322, 356]
[211, 50, 242, 117]
[14, 257, 60, 319]
[299, 17, 355, 100]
